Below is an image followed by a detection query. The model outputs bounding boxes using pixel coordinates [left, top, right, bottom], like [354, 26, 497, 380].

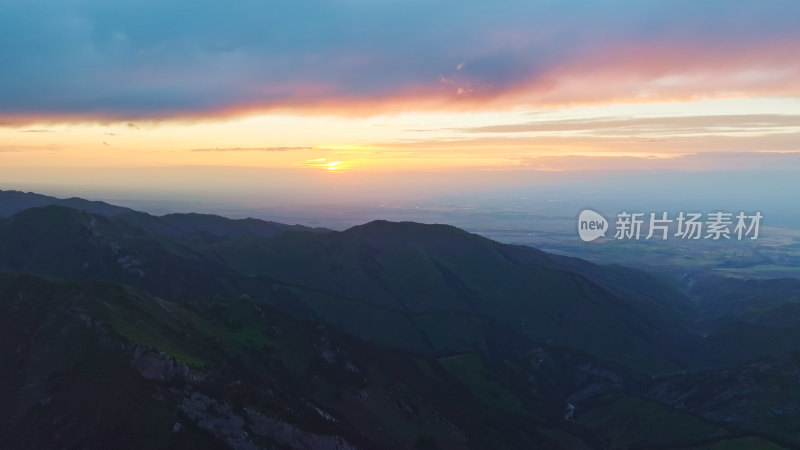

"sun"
[304, 158, 348, 171]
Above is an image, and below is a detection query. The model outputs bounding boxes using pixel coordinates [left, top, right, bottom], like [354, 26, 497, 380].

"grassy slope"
[2, 272, 778, 449]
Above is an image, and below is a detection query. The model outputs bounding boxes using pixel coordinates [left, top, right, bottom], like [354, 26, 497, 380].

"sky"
[1, 0, 800, 213]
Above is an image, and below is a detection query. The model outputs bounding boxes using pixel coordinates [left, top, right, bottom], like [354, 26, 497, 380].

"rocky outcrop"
[128, 344, 208, 383]
[179, 392, 356, 450]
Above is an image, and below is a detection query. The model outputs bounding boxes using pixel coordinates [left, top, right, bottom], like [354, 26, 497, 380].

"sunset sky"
[1, 0, 799, 209]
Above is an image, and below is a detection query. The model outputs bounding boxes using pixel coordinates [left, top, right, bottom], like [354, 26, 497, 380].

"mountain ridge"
[2, 190, 800, 448]
[0, 201, 693, 375]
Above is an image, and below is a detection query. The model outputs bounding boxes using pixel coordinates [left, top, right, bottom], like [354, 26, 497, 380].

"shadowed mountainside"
[1, 192, 799, 448]
[0, 205, 695, 375]
[1, 272, 787, 449]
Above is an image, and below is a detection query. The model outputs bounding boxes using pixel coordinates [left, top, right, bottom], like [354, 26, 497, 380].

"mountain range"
[1, 189, 798, 449]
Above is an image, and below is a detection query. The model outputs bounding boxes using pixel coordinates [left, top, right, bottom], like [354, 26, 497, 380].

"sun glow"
[2, 97, 799, 180]
[305, 157, 348, 171]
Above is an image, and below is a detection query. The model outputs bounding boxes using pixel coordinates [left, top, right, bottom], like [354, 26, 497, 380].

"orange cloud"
[2, 38, 799, 126]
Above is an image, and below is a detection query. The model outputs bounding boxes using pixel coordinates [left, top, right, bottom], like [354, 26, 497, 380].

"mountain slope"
[0, 189, 134, 218]
[214, 220, 696, 374]
[6, 204, 800, 377]
[0, 206, 238, 300]
[0, 189, 330, 242]
[1, 193, 798, 448]
[0, 208, 695, 374]
[116, 210, 331, 243]
[2, 272, 780, 450]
